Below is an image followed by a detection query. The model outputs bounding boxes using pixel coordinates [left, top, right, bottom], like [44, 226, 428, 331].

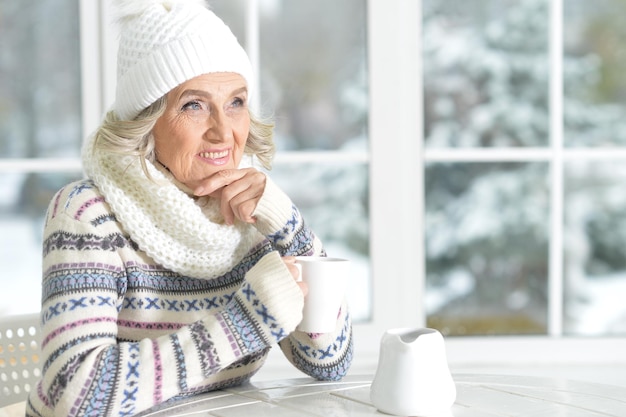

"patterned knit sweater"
[26, 176, 353, 417]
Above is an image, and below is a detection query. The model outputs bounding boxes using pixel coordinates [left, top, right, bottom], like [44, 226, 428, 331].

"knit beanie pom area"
[113, 0, 208, 24]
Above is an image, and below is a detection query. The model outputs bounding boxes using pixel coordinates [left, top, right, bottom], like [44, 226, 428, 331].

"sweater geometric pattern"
[27, 177, 353, 417]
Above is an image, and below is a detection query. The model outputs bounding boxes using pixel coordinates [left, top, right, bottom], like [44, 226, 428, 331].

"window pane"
[259, 0, 368, 151]
[0, 172, 83, 315]
[425, 162, 549, 335]
[564, 161, 626, 335]
[0, 0, 81, 158]
[423, 0, 549, 148]
[271, 162, 371, 322]
[564, 0, 626, 147]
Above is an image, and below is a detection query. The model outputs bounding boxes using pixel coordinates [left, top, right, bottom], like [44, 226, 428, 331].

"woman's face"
[152, 72, 250, 190]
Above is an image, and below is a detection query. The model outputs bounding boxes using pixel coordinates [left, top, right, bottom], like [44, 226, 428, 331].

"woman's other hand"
[194, 167, 265, 225]
[282, 256, 308, 296]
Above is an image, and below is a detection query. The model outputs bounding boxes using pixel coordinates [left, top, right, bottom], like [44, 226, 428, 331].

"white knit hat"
[113, 0, 253, 121]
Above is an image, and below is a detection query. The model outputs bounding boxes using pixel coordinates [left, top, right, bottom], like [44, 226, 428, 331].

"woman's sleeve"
[32, 187, 303, 417]
[252, 176, 354, 380]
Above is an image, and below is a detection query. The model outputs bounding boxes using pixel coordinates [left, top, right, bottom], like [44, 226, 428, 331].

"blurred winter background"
[423, 0, 626, 336]
[2, 0, 626, 337]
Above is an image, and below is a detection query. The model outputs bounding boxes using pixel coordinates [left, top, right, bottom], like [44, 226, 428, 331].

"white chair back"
[0, 313, 41, 408]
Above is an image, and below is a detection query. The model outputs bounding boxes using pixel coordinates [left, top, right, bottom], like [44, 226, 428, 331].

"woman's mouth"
[199, 150, 230, 165]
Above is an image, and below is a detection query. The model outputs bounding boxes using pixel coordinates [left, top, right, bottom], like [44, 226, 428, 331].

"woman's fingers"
[283, 256, 307, 296]
[194, 168, 247, 196]
[297, 281, 309, 297]
[194, 168, 266, 224]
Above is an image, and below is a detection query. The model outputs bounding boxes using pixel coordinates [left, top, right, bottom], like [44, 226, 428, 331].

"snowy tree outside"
[423, 0, 626, 336]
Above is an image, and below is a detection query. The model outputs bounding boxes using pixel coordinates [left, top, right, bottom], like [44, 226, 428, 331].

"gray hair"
[93, 96, 276, 178]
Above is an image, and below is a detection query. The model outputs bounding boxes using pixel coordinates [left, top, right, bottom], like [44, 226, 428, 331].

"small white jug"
[370, 328, 456, 416]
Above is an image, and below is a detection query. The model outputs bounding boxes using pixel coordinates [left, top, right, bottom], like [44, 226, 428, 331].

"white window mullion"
[0, 158, 82, 172]
[245, 0, 260, 113]
[367, 0, 423, 336]
[424, 148, 552, 162]
[549, 0, 564, 337]
[79, 0, 105, 140]
[100, 0, 119, 113]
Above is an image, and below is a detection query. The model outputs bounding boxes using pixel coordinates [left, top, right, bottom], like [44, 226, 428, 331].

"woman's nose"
[204, 110, 233, 143]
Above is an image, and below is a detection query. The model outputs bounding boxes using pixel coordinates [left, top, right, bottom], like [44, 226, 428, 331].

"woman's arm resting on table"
[251, 176, 355, 380]
[27, 184, 303, 417]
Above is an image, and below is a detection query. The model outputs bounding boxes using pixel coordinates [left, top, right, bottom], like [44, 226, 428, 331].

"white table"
[136, 374, 626, 416]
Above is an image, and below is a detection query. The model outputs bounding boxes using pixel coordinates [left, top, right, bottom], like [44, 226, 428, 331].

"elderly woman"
[26, 1, 353, 416]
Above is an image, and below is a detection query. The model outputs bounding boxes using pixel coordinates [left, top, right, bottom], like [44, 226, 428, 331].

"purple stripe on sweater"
[51, 188, 64, 218]
[45, 261, 124, 274]
[37, 380, 51, 408]
[69, 357, 98, 417]
[152, 339, 163, 404]
[41, 317, 116, 348]
[74, 196, 105, 220]
[217, 314, 242, 358]
[123, 261, 163, 271]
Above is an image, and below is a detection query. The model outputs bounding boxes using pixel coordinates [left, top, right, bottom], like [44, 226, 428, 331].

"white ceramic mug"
[294, 256, 350, 333]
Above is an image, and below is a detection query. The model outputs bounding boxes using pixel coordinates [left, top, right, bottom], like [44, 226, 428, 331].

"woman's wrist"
[252, 176, 296, 236]
[227, 251, 304, 348]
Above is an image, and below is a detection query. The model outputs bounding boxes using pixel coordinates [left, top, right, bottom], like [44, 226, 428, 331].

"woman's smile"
[198, 148, 231, 165]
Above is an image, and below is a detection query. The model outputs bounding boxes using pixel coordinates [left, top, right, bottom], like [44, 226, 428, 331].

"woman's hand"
[194, 167, 266, 225]
[282, 256, 308, 296]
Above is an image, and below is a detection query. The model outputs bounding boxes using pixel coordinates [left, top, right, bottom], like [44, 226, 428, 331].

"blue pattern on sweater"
[170, 335, 188, 391]
[78, 347, 118, 417]
[223, 297, 267, 353]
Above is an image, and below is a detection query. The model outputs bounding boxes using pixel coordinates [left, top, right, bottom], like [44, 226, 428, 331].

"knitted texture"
[113, 0, 253, 120]
[26, 179, 353, 417]
[82, 136, 260, 279]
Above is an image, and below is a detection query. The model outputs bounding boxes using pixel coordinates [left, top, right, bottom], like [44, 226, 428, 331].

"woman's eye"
[181, 100, 203, 111]
[232, 97, 245, 108]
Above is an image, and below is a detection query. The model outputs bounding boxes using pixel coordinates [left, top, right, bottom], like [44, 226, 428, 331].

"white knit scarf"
[82, 137, 261, 279]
